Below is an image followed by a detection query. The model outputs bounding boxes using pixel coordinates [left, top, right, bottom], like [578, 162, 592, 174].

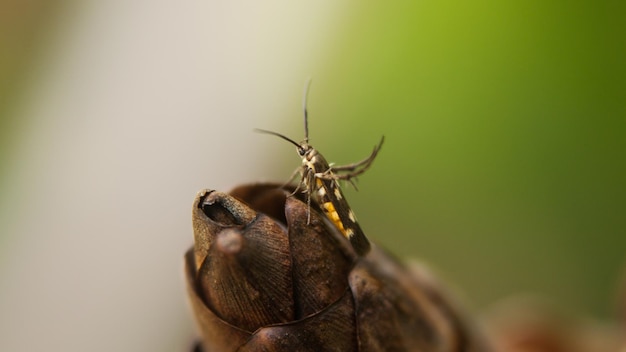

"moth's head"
[297, 142, 316, 160]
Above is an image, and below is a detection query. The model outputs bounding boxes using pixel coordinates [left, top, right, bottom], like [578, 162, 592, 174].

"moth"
[256, 81, 384, 256]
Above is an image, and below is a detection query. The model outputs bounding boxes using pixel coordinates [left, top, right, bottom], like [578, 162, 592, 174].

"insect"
[256, 81, 384, 256]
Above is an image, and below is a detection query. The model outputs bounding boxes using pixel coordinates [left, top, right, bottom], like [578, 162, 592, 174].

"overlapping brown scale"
[194, 190, 295, 332]
[189, 184, 359, 350]
[228, 183, 355, 318]
[239, 289, 357, 352]
[284, 196, 354, 317]
[185, 249, 251, 351]
[349, 248, 467, 352]
[188, 183, 493, 352]
[199, 215, 294, 332]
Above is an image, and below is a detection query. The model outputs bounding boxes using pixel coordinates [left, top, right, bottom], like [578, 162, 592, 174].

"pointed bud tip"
[201, 191, 256, 226]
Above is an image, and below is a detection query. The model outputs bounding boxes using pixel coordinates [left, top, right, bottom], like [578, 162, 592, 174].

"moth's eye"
[298, 148, 306, 156]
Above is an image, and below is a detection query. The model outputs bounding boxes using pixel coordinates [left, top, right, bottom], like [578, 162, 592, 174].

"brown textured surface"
[239, 290, 356, 352]
[285, 196, 354, 317]
[188, 183, 493, 351]
[350, 248, 460, 352]
[198, 213, 295, 331]
[185, 249, 252, 352]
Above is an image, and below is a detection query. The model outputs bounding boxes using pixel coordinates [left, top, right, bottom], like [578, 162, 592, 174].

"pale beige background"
[0, 1, 345, 351]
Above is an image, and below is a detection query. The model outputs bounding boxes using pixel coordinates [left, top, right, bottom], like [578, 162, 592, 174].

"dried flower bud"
[186, 183, 490, 351]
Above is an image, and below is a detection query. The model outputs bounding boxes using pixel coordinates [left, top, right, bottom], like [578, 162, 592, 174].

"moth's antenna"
[302, 78, 312, 143]
[254, 128, 302, 150]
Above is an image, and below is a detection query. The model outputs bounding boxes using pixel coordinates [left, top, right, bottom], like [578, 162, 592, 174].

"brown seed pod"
[186, 183, 490, 351]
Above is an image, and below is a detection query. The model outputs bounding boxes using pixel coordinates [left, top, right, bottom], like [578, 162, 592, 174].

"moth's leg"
[330, 136, 384, 174]
[282, 166, 304, 196]
[304, 169, 317, 224]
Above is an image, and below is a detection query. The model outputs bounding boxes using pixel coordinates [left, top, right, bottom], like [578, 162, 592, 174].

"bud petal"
[285, 196, 354, 317]
[185, 250, 251, 351]
[193, 189, 295, 332]
[239, 290, 356, 352]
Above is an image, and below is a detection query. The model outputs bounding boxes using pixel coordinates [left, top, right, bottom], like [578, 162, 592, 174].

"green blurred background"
[249, 1, 626, 320]
[305, 1, 626, 319]
[0, 1, 624, 350]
